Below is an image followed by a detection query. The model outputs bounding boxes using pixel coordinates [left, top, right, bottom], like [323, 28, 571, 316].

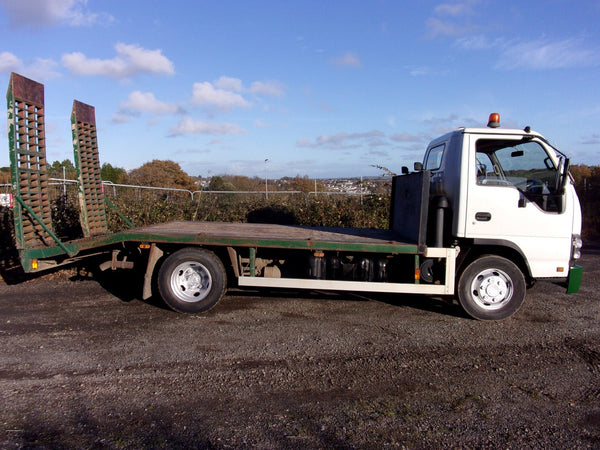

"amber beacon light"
[487, 112, 500, 128]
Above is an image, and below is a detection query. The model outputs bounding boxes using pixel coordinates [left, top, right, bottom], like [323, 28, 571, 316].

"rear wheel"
[158, 248, 226, 313]
[458, 255, 525, 320]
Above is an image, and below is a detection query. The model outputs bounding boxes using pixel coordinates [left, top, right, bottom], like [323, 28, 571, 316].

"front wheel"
[158, 248, 227, 313]
[457, 255, 526, 320]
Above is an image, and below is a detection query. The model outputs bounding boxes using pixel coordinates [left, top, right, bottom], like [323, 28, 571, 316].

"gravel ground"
[0, 245, 598, 449]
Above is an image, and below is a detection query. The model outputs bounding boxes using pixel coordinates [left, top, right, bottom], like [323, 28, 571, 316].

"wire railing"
[1, 178, 375, 204]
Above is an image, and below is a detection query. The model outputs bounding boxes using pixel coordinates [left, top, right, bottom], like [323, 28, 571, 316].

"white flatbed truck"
[5, 73, 583, 320]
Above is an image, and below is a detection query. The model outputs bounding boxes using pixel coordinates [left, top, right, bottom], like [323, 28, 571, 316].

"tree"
[280, 175, 325, 193]
[226, 175, 262, 191]
[127, 160, 197, 191]
[0, 167, 9, 184]
[101, 163, 126, 183]
[208, 176, 235, 191]
[48, 160, 76, 179]
[570, 164, 592, 185]
[289, 175, 316, 194]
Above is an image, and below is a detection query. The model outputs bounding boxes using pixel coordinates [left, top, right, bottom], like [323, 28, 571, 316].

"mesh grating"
[7, 73, 54, 249]
[72, 100, 107, 237]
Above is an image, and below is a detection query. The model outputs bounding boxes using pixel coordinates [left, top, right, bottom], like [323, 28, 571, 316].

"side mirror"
[401, 166, 409, 175]
[414, 162, 423, 172]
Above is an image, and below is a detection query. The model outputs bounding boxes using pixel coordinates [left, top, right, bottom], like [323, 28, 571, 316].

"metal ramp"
[7, 72, 54, 249]
[71, 100, 108, 237]
[5, 73, 132, 272]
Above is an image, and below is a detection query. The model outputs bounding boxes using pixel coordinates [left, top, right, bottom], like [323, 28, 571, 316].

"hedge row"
[104, 192, 391, 233]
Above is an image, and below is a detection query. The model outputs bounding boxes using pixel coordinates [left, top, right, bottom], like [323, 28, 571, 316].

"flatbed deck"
[18, 221, 423, 269]
[122, 221, 421, 253]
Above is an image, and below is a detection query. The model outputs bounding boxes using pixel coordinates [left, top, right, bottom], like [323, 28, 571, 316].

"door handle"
[475, 212, 492, 222]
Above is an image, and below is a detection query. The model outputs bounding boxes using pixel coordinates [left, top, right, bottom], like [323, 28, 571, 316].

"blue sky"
[1, 0, 599, 178]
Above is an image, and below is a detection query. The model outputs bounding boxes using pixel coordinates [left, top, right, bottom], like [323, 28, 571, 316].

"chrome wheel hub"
[170, 262, 212, 303]
[471, 268, 513, 310]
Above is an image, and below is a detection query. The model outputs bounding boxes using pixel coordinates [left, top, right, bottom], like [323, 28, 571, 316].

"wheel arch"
[457, 239, 532, 285]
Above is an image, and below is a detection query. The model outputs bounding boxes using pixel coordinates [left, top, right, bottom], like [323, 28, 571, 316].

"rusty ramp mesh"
[71, 100, 108, 237]
[7, 73, 54, 249]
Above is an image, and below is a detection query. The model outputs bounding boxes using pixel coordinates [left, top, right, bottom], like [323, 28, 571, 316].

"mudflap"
[566, 265, 583, 294]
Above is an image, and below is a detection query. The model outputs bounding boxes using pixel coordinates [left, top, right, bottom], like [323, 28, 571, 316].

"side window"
[476, 138, 560, 212]
[424, 143, 445, 171]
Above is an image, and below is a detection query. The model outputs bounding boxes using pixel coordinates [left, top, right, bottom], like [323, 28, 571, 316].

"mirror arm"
[560, 158, 571, 194]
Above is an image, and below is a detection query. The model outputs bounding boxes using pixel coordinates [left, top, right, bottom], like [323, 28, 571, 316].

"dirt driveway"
[0, 246, 599, 449]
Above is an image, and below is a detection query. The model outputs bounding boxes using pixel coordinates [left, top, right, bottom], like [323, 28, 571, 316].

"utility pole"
[360, 175, 363, 205]
[264, 158, 269, 200]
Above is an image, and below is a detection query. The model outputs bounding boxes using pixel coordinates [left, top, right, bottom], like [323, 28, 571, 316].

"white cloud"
[189, 76, 284, 114]
[434, 0, 479, 17]
[111, 112, 131, 124]
[330, 52, 363, 68]
[254, 120, 273, 128]
[455, 35, 501, 50]
[191, 81, 251, 111]
[406, 65, 431, 77]
[455, 33, 599, 71]
[213, 77, 284, 97]
[367, 149, 390, 158]
[0, 0, 113, 28]
[390, 132, 425, 143]
[495, 38, 600, 70]
[426, 17, 473, 38]
[421, 113, 462, 126]
[581, 133, 600, 145]
[169, 117, 246, 136]
[0, 51, 21, 73]
[119, 91, 182, 115]
[297, 130, 385, 150]
[0, 51, 60, 80]
[24, 58, 60, 80]
[426, 0, 480, 38]
[214, 76, 243, 92]
[249, 80, 285, 97]
[62, 43, 174, 78]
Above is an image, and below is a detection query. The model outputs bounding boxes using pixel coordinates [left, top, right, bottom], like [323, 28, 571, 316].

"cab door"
[463, 133, 574, 278]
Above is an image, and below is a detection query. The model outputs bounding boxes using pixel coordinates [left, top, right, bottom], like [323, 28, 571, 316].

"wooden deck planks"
[129, 221, 413, 246]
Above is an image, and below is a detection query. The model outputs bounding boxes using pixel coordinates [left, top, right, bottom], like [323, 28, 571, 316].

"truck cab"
[422, 113, 583, 318]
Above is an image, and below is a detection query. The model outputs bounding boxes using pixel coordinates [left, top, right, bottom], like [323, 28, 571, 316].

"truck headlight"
[572, 235, 583, 260]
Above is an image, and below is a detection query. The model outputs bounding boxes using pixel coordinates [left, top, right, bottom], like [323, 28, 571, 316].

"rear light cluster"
[572, 235, 583, 260]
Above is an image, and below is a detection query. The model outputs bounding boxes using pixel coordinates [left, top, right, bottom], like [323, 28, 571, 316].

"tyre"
[157, 248, 227, 313]
[457, 255, 526, 320]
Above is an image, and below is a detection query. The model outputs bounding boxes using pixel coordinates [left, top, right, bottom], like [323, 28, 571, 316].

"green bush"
[104, 192, 390, 232]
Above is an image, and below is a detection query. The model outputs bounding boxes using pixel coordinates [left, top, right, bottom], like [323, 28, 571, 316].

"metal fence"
[1, 178, 374, 205]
